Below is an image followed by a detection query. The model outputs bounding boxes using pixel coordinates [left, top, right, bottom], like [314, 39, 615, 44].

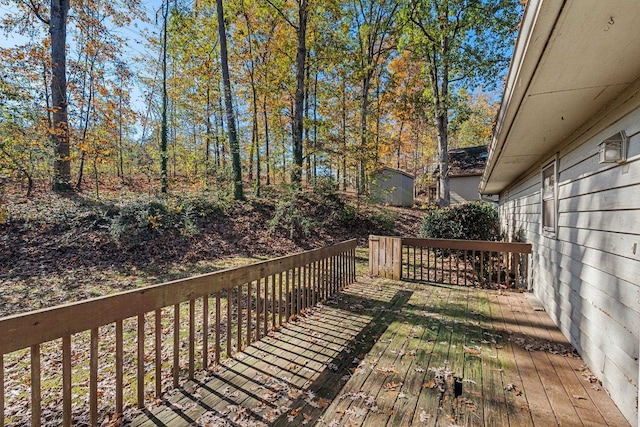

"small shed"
[371, 167, 414, 207]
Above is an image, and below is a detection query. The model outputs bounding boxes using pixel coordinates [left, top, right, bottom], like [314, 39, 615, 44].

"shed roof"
[376, 167, 415, 180]
[448, 145, 488, 177]
[432, 145, 488, 178]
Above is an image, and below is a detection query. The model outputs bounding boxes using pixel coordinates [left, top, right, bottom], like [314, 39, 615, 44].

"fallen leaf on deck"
[423, 380, 437, 389]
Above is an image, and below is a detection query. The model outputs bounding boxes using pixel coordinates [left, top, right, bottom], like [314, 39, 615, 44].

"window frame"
[541, 159, 558, 236]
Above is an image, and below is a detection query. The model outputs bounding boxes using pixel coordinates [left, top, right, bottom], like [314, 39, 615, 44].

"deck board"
[130, 278, 630, 427]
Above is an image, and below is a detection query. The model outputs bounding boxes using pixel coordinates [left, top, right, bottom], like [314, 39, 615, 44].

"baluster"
[91, 327, 99, 422]
[203, 296, 209, 369]
[62, 336, 71, 427]
[256, 279, 261, 341]
[297, 266, 303, 314]
[278, 272, 283, 327]
[216, 291, 222, 365]
[137, 315, 145, 409]
[285, 270, 290, 321]
[227, 286, 232, 357]
[115, 320, 123, 414]
[174, 304, 181, 385]
[246, 282, 252, 346]
[237, 286, 243, 351]
[189, 299, 195, 378]
[155, 309, 162, 395]
[31, 344, 41, 427]
[271, 275, 276, 329]
[264, 276, 269, 336]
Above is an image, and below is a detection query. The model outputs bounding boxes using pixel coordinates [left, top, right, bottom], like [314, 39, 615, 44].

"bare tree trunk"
[160, 0, 169, 193]
[359, 74, 370, 194]
[341, 75, 347, 191]
[262, 95, 271, 186]
[50, 0, 71, 191]
[291, 0, 308, 186]
[205, 84, 212, 182]
[216, 0, 244, 200]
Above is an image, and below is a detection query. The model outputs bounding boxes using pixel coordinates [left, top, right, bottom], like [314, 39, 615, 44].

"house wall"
[372, 170, 414, 207]
[450, 175, 482, 203]
[499, 103, 640, 425]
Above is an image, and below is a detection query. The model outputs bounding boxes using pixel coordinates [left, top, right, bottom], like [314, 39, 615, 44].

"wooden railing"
[0, 240, 356, 427]
[369, 235, 532, 288]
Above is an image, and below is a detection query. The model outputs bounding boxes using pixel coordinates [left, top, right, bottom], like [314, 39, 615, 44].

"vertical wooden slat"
[137, 314, 145, 409]
[271, 275, 276, 329]
[115, 319, 123, 414]
[215, 292, 221, 364]
[285, 271, 290, 321]
[226, 286, 232, 357]
[246, 282, 252, 346]
[297, 266, 302, 314]
[380, 237, 386, 278]
[0, 353, 3, 427]
[302, 264, 308, 310]
[352, 247, 356, 282]
[331, 255, 340, 293]
[62, 336, 71, 427]
[291, 268, 297, 316]
[427, 248, 433, 282]
[307, 263, 312, 307]
[203, 296, 209, 370]
[464, 250, 468, 286]
[368, 237, 374, 275]
[90, 327, 99, 425]
[30, 344, 41, 427]
[256, 279, 261, 341]
[393, 238, 402, 280]
[189, 299, 195, 379]
[342, 252, 346, 288]
[311, 261, 317, 305]
[412, 245, 416, 279]
[237, 286, 242, 351]
[338, 254, 343, 289]
[173, 304, 180, 386]
[155, 309, 162, 396]
[324, 257, 329, 298]
[488, 251, 493, 287]
[278, 272, 283, 326]
[263, 276, 268, 336]
[456, 250, 460, 286]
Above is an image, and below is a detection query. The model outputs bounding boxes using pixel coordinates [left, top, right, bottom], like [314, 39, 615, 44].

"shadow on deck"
[130, 277, 629, 427]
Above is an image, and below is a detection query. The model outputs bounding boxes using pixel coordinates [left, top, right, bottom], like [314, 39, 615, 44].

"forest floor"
[0, 184, 426, 318]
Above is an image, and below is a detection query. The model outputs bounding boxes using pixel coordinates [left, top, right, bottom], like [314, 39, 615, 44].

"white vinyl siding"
[498, 106, 640, 425]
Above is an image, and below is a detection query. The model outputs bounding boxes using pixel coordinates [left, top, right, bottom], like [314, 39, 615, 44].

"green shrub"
[109, 200, 168, 246]
[108, 192, 231, 246]
[268, 191, 316, 240]
[420, 201, 500, 241]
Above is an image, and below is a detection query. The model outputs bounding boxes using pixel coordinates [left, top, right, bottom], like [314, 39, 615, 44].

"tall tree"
[26, 0, 71, 190]
[216, 0, 244, 199]
[348, 0, 399, 194]
[401, 0, 520, 206]
[160, 0, 170, 193]
[266, 0, 308, 185]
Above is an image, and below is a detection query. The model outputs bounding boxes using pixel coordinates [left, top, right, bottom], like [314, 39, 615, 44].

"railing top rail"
[0, 239, 356, 355]
[400, 237, 532, 253]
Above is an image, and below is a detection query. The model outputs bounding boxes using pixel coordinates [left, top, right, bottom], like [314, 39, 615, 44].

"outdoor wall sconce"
[598, 131, 628, 164]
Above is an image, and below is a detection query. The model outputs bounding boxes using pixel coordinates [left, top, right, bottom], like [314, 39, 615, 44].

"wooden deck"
[129, 277, 629, 427]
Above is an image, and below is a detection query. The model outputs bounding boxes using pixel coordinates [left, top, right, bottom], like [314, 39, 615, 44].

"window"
[541, 161, 556, 234]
